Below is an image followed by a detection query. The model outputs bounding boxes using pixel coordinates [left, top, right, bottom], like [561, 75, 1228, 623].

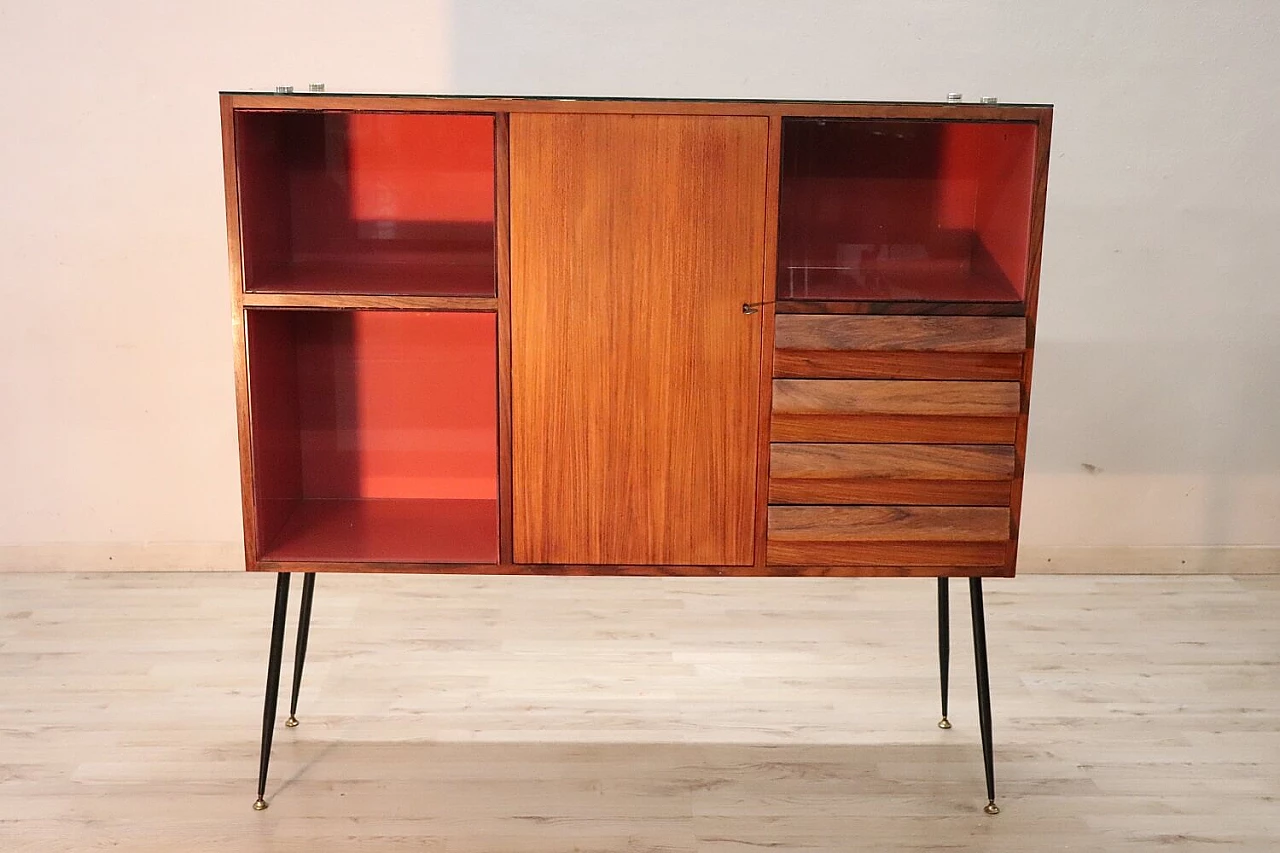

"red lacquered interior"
[778, 119, 1036, 303]
[245, 310, 499, 563]
[235, 111, 496, 296]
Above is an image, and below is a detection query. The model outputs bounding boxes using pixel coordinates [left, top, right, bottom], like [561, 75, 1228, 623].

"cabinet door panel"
[509, 113, 768, 565]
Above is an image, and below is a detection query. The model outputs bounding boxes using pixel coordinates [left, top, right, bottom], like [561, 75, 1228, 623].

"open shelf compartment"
[778, 118, 1036, 304]
[234, 111, 497, 297]
[245, 309, 499, 564]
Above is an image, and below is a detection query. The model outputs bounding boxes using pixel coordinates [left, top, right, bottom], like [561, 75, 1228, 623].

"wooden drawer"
[769, 443, 1015, 506]
[774, 350, 1023, 380]
[774, 316, 1026, 380]
[766, 505, 1011, 567]
[773, 380, 1020, 416]
[771, 413, 1018, 444]
[772, 443, 1015, 480]
[775, 316, 1027, 352]
[769, 505, 1010, 542]
[767, 540, 1008, 567]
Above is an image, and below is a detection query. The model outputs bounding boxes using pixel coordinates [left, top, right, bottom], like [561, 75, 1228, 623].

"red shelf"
[244, 309, 499, 564]
[262, 498, 498, 563]
[778, 119, 1036, 304]
[235, 111, 496, 297]
[248, 258, 496, 297]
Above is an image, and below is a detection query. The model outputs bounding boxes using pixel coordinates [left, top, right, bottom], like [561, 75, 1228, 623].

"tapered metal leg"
[969, 577, 999, 815]
[286, 572, 316, 728]
[937, 578, 951, 729]
[254, 572, 291, 811]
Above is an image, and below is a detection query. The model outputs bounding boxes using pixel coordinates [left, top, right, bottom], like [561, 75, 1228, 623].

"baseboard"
[1018, 546, 1280, 574]
[0, 542, 242, 572]
[1, 542, 1276, 574]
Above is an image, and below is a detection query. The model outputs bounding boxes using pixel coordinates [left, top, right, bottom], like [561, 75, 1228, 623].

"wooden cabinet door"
[509, 113, 769, 565]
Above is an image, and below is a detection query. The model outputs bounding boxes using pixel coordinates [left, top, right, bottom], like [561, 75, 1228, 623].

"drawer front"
[769, 443, 1015, 506]
[769, 505, 1011, 542]
[774, 350, 1023, 380]
[770, 478, 1013, 505]
[775, 315, 1026, 352]
[772, 443, 1015, 480]
[767, 540, 1008, 567]
[772, 380, 1021, 417]
[771, 413, 1017, 444]
[774, 315, 1026, 380]
[766, 505, 1011, 567]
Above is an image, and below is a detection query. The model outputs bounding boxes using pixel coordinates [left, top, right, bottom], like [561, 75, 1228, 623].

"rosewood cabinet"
[223, 94, 1050, 579]
[223, 93, 1050, 814]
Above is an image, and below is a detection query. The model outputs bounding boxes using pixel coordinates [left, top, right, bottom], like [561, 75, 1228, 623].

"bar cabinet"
[221, 91, 1052, 815]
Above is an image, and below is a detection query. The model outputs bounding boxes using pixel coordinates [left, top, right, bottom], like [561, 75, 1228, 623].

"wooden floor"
[1, 572, 1278, 851]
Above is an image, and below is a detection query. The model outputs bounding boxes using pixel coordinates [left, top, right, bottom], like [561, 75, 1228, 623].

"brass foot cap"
[253, 797, 269, 811]
[984, 801, 1000, 815]
[937, 717, 952, 729]
[285, 715, 299, 728]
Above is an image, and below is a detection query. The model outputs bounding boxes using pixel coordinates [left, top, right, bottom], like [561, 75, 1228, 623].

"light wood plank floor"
[1, 572, 1277, 851]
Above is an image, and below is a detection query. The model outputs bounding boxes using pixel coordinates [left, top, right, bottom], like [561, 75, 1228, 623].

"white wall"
[1, 1, 1276, 570]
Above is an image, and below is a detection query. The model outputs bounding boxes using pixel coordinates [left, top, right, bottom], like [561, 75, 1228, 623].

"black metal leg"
[969, 577, 999, 815]
[937, 577, 951, 729]
[254, 572, 291, 811]
[286, 572, 316, 728]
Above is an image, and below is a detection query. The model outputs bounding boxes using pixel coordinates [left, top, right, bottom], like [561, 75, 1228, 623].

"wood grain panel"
[766, 540, 1007, 567]
[773, 350, 1022, 380]
[768, 506, 1010, 542]
[770, 413, 1018, 443]
[770, 443, 1015, 480]
[772, 380, 1020, 416]
[509, 113, 768, 565]
[775, 315, 1025, 352]
[768, 478, 1012, 506]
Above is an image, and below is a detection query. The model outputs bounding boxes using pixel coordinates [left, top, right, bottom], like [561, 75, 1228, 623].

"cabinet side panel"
[971, 123, 1037, 298]
[223, 98, 257, 569]
[232, 112, 295, 293]
[1010, 112, 1053, 573]
[509, 113, 769, 565]
[494, 114, 515, 563]
[244, 311, 303, 556]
